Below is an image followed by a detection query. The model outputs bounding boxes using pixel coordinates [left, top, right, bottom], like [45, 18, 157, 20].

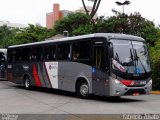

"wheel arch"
[75, 76, 92, 94]
[23, 73, 31, 83]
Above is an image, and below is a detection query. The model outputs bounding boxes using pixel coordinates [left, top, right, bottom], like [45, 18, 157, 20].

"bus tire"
[76, 80, 89, 99]
[24, 76, 31, 90]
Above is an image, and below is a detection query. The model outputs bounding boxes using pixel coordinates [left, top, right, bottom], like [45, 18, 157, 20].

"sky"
[0, 0, 160, 27]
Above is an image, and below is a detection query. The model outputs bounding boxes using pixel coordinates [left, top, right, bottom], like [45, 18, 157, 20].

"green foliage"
[72, 24, 93, 36]
[94, 12, 159, 46]
[54, 12, 159, 45]
[2, 24, 56, 47]
[0, 25, 19, 47]
[149, 40, 160, 90]
[54, 12, 92, 36]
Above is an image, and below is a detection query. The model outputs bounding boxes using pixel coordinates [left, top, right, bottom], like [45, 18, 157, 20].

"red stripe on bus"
[33, 64, 41, 87]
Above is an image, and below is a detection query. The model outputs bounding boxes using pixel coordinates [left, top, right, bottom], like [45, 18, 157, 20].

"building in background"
[75, 6, 98, 20]
[0, 21, 25, 29]
[46, 4, 72, 29]
[46, 4, 98, 29]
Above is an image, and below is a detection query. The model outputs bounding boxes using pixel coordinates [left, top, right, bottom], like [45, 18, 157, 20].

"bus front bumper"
[110, 79, 152, 96]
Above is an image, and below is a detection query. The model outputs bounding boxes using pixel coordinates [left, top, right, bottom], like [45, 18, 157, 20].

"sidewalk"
[151, 91, 160, 94]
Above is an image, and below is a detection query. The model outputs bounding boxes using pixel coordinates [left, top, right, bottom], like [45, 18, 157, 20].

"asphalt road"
[0, 81, 160, 115]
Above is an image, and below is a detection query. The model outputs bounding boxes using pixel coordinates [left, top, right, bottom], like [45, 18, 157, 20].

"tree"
[0, 25, 20, 48]
[149, 40, 160, 90]
[4, 24, 55, 47]
[93, 12, 159, 46]
[82, 0, 101, 20]
[54, 12, 93, 36]
[54, 11, 159, 45]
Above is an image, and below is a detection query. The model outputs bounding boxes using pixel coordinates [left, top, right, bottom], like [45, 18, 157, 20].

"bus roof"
[0, 49, 7, 54]
[8, 33, 145, 48]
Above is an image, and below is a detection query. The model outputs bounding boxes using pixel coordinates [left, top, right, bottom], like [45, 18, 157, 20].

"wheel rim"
[80, 83, 89, 96]
[25, 78, 30, 88]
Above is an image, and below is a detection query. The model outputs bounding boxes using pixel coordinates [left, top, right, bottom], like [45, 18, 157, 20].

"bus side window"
[57, 43, 71, 60]
[73, 40, 91, 60]
[31, 48, 35, 60]
[21, 48, 31, 61]
[36, 47, 43, 60]
[31, 47, 43, 61]
[12, 49, 21, 61]
[44, 45, 56, 60]
[8, 50, 13, 62]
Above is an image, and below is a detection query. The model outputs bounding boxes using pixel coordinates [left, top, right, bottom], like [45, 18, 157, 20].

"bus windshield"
[110, 39, 151, 78]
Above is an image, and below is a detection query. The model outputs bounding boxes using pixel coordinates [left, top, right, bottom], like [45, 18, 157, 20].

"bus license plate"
[133, 93, 140, 96]
[140, 81, 146, 85]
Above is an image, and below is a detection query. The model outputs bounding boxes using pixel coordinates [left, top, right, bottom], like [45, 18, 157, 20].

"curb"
[151, 91, 160, 94]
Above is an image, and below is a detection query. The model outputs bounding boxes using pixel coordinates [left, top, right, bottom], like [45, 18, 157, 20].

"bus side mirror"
[108, 42, 113, 58]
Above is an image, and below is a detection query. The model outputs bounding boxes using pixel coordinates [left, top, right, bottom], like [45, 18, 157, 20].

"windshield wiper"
[129, 47, 137, 74]
[130, 48, 134, 61]
[116, 52, 120, 62]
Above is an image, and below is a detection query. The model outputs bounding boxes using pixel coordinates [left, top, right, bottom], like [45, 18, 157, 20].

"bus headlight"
[112, 77, 126, 87]
[147, 79, 152, 86]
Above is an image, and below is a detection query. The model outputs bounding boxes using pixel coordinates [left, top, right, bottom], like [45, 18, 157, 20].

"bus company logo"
[49, 65, 52, 70]
[49, 65, 57, 70]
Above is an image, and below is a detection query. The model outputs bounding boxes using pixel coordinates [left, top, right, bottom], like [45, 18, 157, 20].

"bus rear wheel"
[77, 81, 89, 99]
[24, 76, 31, 90]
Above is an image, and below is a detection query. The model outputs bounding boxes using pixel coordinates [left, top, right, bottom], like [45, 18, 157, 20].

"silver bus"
[7, 33, 152, 98]
[0, 49, 7, 80]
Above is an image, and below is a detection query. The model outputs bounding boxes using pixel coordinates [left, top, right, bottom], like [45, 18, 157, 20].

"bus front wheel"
[77, 81, 89, 99]
[24, 76, 31, 90]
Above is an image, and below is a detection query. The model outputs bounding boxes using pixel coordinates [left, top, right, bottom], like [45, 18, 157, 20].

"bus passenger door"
[92, 45, 109, 96]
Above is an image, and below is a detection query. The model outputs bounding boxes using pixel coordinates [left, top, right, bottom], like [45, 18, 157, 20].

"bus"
[0, 49, 7, 80]
[7, 33, 152, 98]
